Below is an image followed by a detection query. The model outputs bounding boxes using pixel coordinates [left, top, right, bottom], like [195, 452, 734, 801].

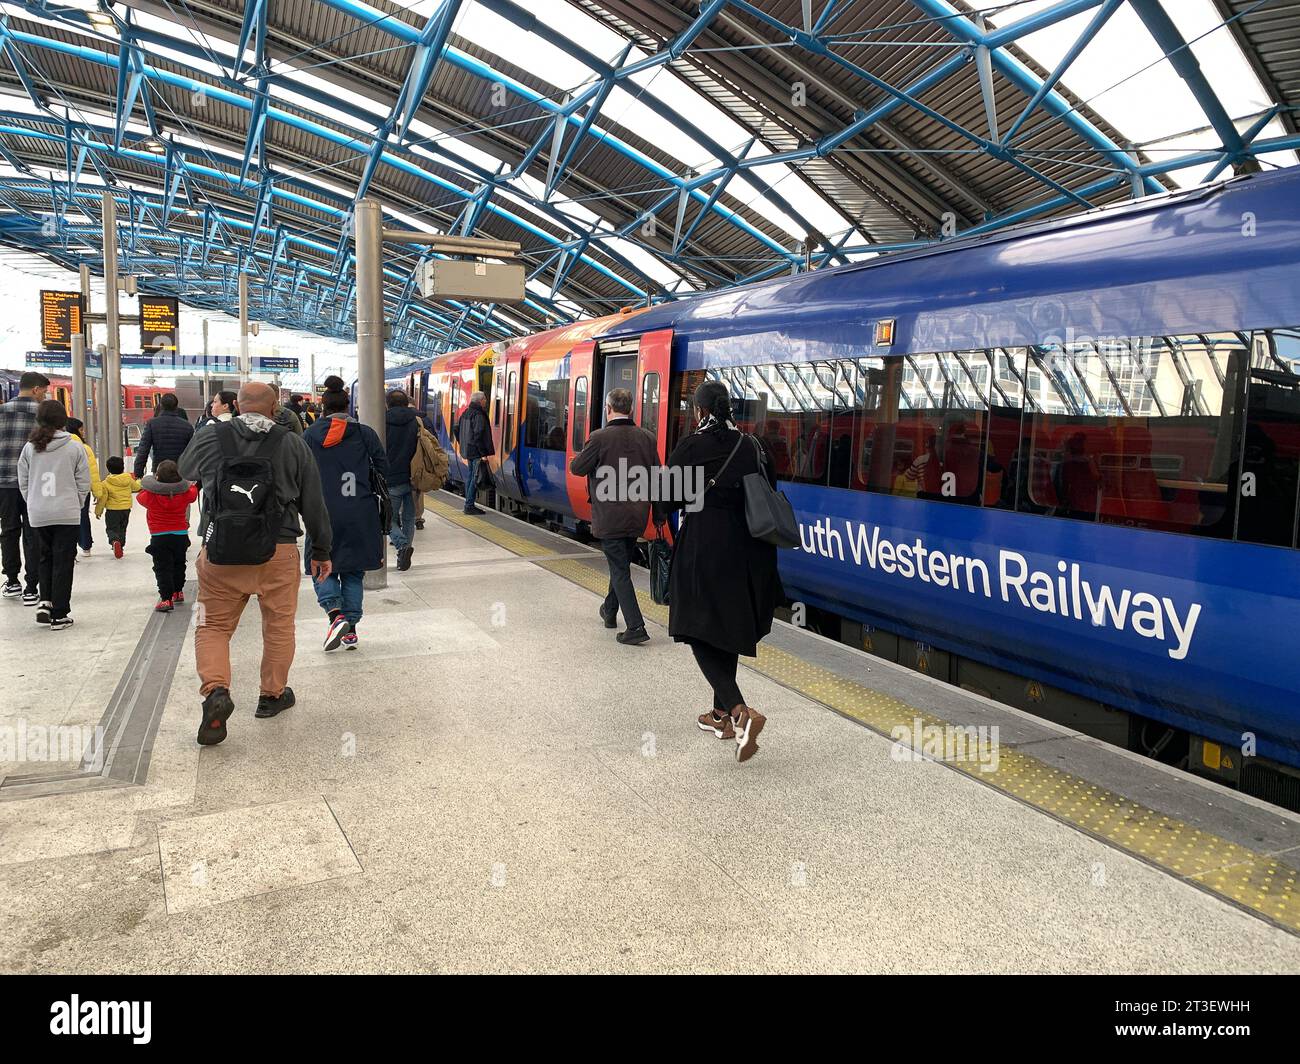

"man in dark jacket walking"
[456, 390, 494, 515]
[569, 387, 659, 645]
[384, 389, 421, 570]
[0, 371, 48, 604]
[133, 393, 195, 478]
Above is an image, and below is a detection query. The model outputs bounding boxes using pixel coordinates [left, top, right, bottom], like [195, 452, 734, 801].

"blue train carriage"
[594, 166, 1300, 804]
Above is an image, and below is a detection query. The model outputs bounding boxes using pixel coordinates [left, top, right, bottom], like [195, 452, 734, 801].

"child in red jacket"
[136, 460, 199, 613]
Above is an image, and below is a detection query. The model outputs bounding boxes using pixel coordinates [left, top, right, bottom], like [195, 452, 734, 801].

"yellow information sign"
[140, 296, 180, 355]
[39, 290, 82, 351]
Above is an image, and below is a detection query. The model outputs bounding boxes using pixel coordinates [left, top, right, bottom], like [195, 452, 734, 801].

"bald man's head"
[237, 381, 277, 416]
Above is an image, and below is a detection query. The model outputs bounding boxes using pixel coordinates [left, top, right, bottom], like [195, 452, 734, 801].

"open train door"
[635, 329, 674, 541]
[563, 339, 597, 526]
[491, 344, 526, 502]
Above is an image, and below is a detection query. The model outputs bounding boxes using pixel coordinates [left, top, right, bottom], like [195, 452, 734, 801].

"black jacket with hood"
[384, 405, 420, 487]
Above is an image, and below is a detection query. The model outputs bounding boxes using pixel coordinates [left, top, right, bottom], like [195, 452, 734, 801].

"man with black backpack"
[178, 381, 333, 747]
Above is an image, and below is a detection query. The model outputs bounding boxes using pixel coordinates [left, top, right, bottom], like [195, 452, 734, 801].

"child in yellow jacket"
[96, 456, 141, 558]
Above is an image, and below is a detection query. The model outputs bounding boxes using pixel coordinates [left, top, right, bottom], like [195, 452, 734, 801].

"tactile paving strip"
[428, 497, 1300, 933]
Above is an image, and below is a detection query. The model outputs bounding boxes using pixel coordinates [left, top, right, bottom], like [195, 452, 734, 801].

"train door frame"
[494, 346, 526, 501]
[634, 329, 674, 539]
[597, 339, 639, 430]
[564, 340, 597, 526]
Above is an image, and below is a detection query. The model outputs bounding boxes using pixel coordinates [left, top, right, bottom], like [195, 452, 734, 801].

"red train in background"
[1, 370, 175, 414]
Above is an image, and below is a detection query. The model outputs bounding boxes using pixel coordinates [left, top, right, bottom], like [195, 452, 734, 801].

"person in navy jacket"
[304, 378, 388, 652]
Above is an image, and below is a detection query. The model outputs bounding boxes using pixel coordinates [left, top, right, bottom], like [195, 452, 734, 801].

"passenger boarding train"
[383, 166, 1300, 802]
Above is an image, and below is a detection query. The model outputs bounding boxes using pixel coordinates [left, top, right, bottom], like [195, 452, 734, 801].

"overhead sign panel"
[139, 295, 180, 355]
[419, 259, 525, 303]
[39, 290, 83, 351]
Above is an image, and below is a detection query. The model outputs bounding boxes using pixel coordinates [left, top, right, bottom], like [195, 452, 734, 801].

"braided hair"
[693, 379, 734, 434]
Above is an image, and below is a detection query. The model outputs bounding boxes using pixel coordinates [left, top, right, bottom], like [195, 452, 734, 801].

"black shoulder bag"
[707, 432, 800, 549]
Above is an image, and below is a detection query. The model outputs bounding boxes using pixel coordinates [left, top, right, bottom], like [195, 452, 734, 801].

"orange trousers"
[194, 543, 301, 698]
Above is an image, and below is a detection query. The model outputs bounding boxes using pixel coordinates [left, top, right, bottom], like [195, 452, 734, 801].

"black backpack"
[204, 422, 286, 565]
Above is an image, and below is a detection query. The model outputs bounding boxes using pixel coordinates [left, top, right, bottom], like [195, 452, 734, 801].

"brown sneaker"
[697, 710, 735, 740]
[734, 706, 766, 763]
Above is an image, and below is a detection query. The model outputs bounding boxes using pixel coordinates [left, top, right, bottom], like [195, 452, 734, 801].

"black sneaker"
[1, 581, 20, 599]
[415, 518, 426, 530]
[49, 615, 74, 632]
[599, 605, 617, 629]
[463, 505, 485, 515]
[616, 627, 649, 646]
[35, 601, 52, 625]
[255, 687, 296, 719]
[198, 687, 235, 746]
[21, 589, 39, 606]
[396, 546, 413, 571]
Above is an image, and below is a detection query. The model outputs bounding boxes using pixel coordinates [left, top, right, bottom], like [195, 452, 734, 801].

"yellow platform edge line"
[427, 497, 1300, 933]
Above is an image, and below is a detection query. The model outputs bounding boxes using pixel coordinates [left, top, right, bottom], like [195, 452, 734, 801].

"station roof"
[0, 0, 1295, 360]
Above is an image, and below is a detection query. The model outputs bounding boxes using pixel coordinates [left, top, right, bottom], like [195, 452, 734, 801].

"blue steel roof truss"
[0, 0, 1289, 359]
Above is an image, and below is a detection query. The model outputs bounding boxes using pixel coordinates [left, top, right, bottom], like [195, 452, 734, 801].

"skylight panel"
[974, 0, 1297, 189]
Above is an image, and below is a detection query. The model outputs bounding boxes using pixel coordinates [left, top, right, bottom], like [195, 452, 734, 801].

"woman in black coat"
[656, 379, 783, 764]
[304, 383, 389, 652]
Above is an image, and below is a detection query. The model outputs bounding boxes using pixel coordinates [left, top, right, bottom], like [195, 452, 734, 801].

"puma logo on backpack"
[204, 423, 285, 565]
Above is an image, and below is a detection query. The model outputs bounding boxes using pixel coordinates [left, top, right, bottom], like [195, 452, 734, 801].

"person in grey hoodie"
[17, 400, 90, 629]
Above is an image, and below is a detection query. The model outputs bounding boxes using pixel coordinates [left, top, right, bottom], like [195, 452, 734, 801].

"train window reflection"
[1015, 335, 1245, 535]
[854, 353, 992, 505]
[640, 372, 660, 440]
[572, 376, 588, 451]
[1237, 328, 1300, 547]
[525, 370, 569, 452]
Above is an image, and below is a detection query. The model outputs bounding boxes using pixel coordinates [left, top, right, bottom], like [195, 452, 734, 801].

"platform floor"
[2, 497, 1299, 974]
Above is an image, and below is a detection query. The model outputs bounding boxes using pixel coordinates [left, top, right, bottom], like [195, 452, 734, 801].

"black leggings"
[690, 640, 745, 713]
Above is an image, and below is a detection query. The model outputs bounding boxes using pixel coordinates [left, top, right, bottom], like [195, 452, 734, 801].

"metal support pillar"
[238, 271, 251, 383]
[71, 333, 87, 445]
[100, 190, 123, 460]
[355, 197, 388, 589]
[77, 261, 96, 454]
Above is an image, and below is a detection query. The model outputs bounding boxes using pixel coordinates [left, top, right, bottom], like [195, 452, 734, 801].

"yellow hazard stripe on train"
[427, 497, 1300, 933]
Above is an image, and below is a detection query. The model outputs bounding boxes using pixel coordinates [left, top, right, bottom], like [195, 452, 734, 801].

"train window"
[983, 349, 1027, 510]
[1015, 335, 1246, 536]
[670, 369, 706, 450]
[525, 371, 568, 451]
[1236, 328, 1300, 547]
[524, 376, 542, 447]
[640, 372, 660, 440]
[503, 371, 517, 454]
[751, 362, 840, 486]
[572, 376, 588, 450]
[545, 376, 569, 451]
[450, 379, 460, 436]
[430, 389, 444, 434]
[855, 353, 990, 504]
[826, 361, 860, 489]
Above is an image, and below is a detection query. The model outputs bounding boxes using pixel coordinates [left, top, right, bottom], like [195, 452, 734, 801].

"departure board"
[139, 296, 180, 355]
[39, 290, 82, 351]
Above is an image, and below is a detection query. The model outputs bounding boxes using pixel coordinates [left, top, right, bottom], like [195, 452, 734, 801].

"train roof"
[598, 166, 1300, 355]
